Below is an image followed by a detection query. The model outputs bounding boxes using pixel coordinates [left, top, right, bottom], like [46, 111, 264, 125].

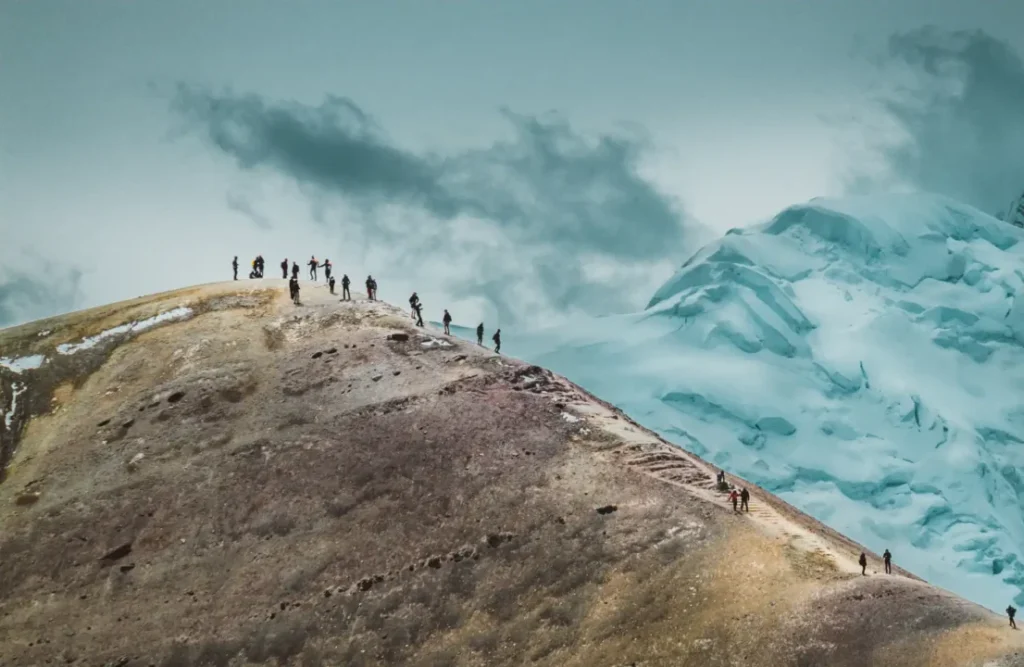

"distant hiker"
[443, 309, 452, 335]
[322, 259, 332, 282]
[232, 256, 238, 281]
[341, 274, 351, 301]
[329, 275, 336, 295]
[288, 276, 300, 304]
[256, 255, 265, 277]
[740, 487, 750, 512]
[1008, 605, 1017, 629]
[476, 322, 484, 345]
[371, 276, 378, 300]
[859, 552, 868, 576]
[414, 302, 424, 327]
[409, 292, 420, 317]
[883, 549, 892, 574]
[250, 258, 258, 279]
[308, 256, 319, 281]
[729, 489, 739, 512]
[716, 469, 726, 486]
[366, 276, 377, 301]
[291, 262, 300, 280]
[281, 258, 288, 279]
[493, 329, 501, 354]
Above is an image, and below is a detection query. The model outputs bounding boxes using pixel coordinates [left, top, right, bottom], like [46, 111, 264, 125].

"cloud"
[0, 266, 83, 329]
[171, 85, 695, 324]
[225, 191, 273, 230]
[852, 28, 1024, 216]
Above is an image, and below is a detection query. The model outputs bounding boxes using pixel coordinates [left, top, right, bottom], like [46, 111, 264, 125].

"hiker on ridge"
[883, 549, 892, 574]
[859, 552, 868, 576]
[729, 489, 739, 513]
[366, 276, 377, 301]
[232, 256, 238, 281]
[322, 259, 332, 282]
[289, 276, 300, 304]
[740, 487, 750, 512]
[409, 292, 420, 318]
[1009, 604, 1017, 629]
[256, 255, 265, 277]
[281, 258, 288, 279]
[291, 261, 300, 280]
[493, 329, 501, 354]
[476, 322, 484, 346]
[308, 256, 319, 281]
[413, 301, 424, 327]
[329, 275, 336, 295]
[341, 274, 351, 301]
[443, 309, 452, 335]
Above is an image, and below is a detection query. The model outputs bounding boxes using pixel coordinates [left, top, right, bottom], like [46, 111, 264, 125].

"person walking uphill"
[413, 301, 424, 327]
[1008, 604, 1017, 629]
[729, 489, 739, 512]
[859, 552, 868, 576]
[409, 292, 420, 318]
[740, 487, 750, 512]
[476, 323, 484, 346]
[341, 274, 351, 301]
[232, 256, 238, 281]
[492, 329, 501, 354]
[443, 309, 452, 335]
[883, 549, 892, 574]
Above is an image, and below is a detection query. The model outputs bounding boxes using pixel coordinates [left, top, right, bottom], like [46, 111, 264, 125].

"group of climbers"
[407, 291, 501, 352]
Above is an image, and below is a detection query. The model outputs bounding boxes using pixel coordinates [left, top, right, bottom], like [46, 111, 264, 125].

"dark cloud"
[0, 267, 83, 328]
[857, 28, 1024, 216]
[171, 85, 694, 323]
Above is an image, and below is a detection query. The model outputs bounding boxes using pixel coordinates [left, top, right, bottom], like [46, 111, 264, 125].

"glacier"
[463, 193, 1024, 613]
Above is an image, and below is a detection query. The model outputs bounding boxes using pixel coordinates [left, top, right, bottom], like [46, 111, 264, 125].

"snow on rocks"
[0, 355, 45, 374]
[56, 306, 193, 355]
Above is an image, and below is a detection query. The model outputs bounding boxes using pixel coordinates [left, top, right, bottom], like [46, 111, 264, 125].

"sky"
[3, 0, 1024, 329]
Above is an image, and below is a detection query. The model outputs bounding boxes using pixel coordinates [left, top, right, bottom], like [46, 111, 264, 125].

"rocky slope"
[1, 279, 1022, 666]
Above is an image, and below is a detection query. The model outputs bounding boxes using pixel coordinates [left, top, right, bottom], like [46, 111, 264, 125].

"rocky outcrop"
[0, 280, 1021, 666]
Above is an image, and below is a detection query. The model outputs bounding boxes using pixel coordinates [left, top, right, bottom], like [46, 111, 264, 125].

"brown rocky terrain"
[1, 279, 1023, 666]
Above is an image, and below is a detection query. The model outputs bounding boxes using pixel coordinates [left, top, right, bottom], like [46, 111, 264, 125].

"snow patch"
[0, 355, 45, 374]
[419, 336, 453, 349]
[4, 382, 26, 429]
[561, 412, 580, 423]
[56, 306, 193, 355]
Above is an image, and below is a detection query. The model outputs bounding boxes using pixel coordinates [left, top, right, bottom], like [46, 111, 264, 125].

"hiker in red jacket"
[729, 489, 739, 513]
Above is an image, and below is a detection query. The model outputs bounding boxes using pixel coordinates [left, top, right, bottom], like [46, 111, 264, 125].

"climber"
[883, 549, 892, 574]
[476, 322, 484, 345]
[413, 301, 424, 327]
[288, 276, 300, 304]
[716, 469, 726, 487]
[729, 489, 739, 512]
[329, 275, 336, 295]
[366, 276, 376, 301]
[1009, 604, 1017, 629]
[341, 274, 351, 301]
[859, 552, 868, 576]
[250, 257, 258, 279]
[256, 255, 265, 278]
[740, 487, 750, 512]
[443, 309, 452, 335]
[493, 329, 501, 354]
[409, 292, 420, 318]
[322, 258, 332, 282]
[281, 258, 288, 279]
[232, 256, 238, 281]
[291, 261, 300, 280]
[308, 256, 319, 281]
[371, 276, 378, 300]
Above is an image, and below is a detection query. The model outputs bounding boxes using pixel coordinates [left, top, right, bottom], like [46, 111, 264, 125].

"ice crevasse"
[508, 193, 1024, 612]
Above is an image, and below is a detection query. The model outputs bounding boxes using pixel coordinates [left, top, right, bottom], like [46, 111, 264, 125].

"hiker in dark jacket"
[883, 549, 892, 574]
[341, 274, 351, 301]
[288, 277, 300, 304]
[740, 487, 750, 512]
[232, 256, 238, 281]
[281, 258, 288, 279]
[859, 552, 868, 576]
[1009, 605, 1017, 629]
[493, 329, 501, 354]
[413, 302, 424, 327]
[443, 309, 452, 335]
[476, 323, 484, 345]
[329, 275, 336, 295]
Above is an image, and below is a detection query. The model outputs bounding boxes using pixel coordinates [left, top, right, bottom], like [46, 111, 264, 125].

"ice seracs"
[508, 193, 1024, 612]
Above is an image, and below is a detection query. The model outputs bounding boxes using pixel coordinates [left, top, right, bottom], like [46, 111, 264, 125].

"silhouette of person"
[883, 549, 892, 574]
[308, 256, 318, 281]
[329, 276, 336, 295]
[1008, 605, 1017, 629]
[323, 259, 332, 281]
[859, 552, 868, 576]
[740, 487, 750, 512]
[729, 489, 739, 512]
[341, 274, 351, 301]
[232, 256, 238, 281]
[281, 258, 288, 279]
[443, 309, 452, 335]
[291, 262, 300, 280]
[289, 276, 300, 304]
[413, 302, 424, 327]
[476, 322, 484, 345]
[716, 469, 726, 487]
[409, 292, 420, 318]
[493, 329, 501, 354]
